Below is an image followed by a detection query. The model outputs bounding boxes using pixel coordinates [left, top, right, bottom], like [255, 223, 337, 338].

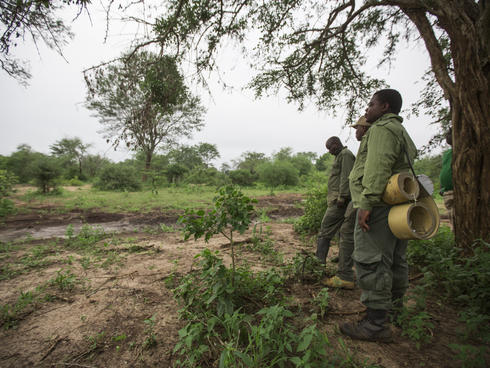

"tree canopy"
[84, 51, 206, 174]
[50, 137, 91, 179]
[0, 0, 90, 84]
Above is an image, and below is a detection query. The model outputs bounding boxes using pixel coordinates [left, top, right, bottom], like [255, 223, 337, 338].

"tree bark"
[446, 5, 490, 250]
[401, 1, 490, 250]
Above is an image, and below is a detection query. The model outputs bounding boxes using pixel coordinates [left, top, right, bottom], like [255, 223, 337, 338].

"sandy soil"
[0, 194, 480, 367]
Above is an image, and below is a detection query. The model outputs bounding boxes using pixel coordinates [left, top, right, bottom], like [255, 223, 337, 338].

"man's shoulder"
[371, 115, 404, 139]
[373, 114, 402, 128]
[340, 147, 355, 159]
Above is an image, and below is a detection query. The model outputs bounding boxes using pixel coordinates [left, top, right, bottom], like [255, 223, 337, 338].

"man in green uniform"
[340, 89, 417, 342]
[324, 117, 371, 289]
[316, 137, 355, 264]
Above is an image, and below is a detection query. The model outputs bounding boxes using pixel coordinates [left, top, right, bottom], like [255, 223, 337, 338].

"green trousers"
[336, 203, 356, 282]
[318, 202, 348, 241]
[353, 206, 408, 310]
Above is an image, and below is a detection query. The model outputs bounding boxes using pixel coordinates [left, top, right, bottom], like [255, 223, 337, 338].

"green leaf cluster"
[408, 227, 490, 344]
[179, 184, 257, 274]
[294, 184, 328, 235]
[172, 249, 332, 367]
[0, 169, 17, 216]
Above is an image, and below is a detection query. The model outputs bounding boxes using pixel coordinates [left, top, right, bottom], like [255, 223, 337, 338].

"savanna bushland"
[0, 145, 488, 367]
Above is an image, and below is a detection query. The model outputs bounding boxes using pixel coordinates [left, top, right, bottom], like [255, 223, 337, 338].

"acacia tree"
[0, 0, 90, 84]
[50, 137, 91, 179]
[84, 51, 205, 178]
[116, 0, 488, 250]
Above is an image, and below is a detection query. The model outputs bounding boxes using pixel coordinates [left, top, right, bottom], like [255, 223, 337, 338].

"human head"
[365, 89, 403, 123]
[350, 116, 372, 141]
[325, 136, 343, 156]
[445, 127, 452, 146]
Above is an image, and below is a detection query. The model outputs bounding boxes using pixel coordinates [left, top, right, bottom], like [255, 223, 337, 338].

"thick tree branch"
[400, 6, 455, 100]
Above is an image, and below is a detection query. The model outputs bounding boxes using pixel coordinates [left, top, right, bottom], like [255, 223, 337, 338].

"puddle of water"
[0, 220, 150, 242]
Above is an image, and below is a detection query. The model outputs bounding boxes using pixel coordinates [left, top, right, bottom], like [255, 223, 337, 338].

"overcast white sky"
[0, 5, 440, 168]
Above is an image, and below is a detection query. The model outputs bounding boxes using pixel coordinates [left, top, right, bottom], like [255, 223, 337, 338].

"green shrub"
[0, 169, 17, 217]
[33, 156, 62, 193]
[228, 169, 256, 186]
[172, 250, 330, 367]
[257, 160, 299, 192]
[184, 167, 226, 186]
[408, 227, 490, 315]
[94, 164, 142, 191]
[408, 227, 490, 344]
[179, 185, 257, 277]
[65, 224, 107, 248]
[66, 177, 84, 186]
[294, 184, 328, 234]
[166, 163, 188, 184]
[449, 344, 488, 368]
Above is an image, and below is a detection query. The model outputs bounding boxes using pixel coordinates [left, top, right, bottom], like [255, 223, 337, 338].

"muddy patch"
[0, 194, 303, 242]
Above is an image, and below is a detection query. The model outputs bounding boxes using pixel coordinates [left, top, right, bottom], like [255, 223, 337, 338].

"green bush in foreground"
[172, 249, 359, 368]
[407, 227, 490, 347]
[408, 227, 490, 316]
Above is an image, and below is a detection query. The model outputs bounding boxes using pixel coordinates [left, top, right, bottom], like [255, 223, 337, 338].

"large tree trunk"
[449, 6, 490, 251]
[402, 1, 490, 250]
[452, 93, 490, 250]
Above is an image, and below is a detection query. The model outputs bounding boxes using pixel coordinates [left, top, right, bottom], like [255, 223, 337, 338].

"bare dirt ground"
[0, 193, 478, 367]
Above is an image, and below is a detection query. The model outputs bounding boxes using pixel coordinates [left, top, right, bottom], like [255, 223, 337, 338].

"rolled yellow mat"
[415, 178, 440, 239]
[388, 202, 436, 240]
[383, 172, 420, 205]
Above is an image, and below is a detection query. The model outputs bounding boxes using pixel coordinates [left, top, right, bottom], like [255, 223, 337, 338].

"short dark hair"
[326, 136, 341, 147]
[373, 89, 402, 114]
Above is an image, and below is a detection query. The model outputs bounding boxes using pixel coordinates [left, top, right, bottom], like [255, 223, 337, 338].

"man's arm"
[337, 151, 355, 206]
[358, 126, 399, 211]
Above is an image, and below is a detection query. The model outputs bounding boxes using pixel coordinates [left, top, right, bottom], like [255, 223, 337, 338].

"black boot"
[340, 308, 392, 342]
[315, 237, 330, 264]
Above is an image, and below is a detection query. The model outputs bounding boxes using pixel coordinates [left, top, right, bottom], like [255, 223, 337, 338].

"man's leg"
[340, 206, 396, 342]
[324, 203, 356, 288]
[316, 205, 346, 263]
[390, 237, 408, 325]
[336, 203, 356, 282]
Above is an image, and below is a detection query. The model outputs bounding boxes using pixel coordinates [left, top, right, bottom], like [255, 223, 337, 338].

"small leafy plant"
[50, 268, 77, 291]
[142, 315, 157, 349]
[179, 185, 257, 282]
[313, 288, 330, 319]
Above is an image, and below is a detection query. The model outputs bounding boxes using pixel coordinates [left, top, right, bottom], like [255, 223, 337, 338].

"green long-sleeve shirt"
[439, 148, 453, 193]
[349, 113, 417, 210]
[328, 147, 355, 204]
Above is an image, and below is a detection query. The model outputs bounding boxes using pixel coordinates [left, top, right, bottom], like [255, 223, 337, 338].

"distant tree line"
[0, 138, 444, 195]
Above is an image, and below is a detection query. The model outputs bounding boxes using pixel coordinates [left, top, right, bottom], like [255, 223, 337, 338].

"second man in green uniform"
[316, 137, 355, 264]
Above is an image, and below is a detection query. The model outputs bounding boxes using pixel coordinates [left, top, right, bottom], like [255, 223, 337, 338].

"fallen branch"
[219, 237, 254, 248]
[40, 335, 66, 362]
